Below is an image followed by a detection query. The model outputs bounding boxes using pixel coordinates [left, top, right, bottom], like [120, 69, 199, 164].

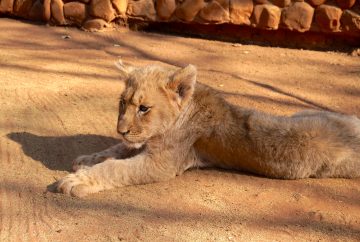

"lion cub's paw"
[57, 171, 101, 197]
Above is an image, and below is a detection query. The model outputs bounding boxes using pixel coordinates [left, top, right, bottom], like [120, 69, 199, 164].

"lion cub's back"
[247, 110, 360, 177]
[194, 107, 360, 179]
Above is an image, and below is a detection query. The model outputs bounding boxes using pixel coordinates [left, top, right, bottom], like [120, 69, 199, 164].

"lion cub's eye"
[139, 105, 150, 113]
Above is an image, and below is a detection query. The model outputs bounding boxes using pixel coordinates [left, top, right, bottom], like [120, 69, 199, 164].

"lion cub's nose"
[118, 129, 130, 136]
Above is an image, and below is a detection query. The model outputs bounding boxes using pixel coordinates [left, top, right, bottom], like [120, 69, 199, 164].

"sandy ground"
[0, 18, 360, 242]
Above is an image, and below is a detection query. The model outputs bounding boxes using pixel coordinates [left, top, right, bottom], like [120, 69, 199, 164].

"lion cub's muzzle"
[117, 117, 130, 136]
[117, 122, 140, 143]
[117, 129, 130, 136]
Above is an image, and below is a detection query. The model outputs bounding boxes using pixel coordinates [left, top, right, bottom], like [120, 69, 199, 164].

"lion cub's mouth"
[119, 135, 145, 149]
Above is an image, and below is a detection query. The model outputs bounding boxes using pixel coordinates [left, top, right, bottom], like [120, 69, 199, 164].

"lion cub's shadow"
[7, 132, 120, 172]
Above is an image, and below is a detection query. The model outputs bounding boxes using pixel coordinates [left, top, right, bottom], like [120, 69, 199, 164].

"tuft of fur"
[57, 63, 360, 197]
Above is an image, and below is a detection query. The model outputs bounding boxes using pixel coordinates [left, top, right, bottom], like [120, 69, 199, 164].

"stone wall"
[0, 0, 359, 37]
[0, 0, 128, 30]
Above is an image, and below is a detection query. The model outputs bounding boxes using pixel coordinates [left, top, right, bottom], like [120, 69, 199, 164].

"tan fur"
[57, 63, 360, 197]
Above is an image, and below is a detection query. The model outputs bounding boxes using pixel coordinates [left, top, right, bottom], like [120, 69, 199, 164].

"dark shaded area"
[7, 132, 120, 171]
[128, 20, 360, 52]
[200, 78, 335, 113]
[245, 79, 335, 111]
[224, 92, 318, 110]
[205, 71, 336, 112]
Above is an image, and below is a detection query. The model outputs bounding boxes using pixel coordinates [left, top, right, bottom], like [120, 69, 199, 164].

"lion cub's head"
[115, 61, 197, 146]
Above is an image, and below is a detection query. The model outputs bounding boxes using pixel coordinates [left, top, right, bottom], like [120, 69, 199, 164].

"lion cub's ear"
[114, 60, 136, 78]
[167, 64, 197, 108]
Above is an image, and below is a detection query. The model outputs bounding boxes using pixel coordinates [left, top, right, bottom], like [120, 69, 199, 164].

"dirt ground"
[0, 18, 360, 242]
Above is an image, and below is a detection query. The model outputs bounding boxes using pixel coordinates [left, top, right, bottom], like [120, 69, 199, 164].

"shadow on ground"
[7, 132, 120, 172]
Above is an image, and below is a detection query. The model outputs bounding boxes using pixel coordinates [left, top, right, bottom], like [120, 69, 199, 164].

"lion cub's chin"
[129, 142, 145, 149]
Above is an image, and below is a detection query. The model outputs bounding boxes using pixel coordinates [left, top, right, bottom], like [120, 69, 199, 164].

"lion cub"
[57, 62, 360, 197]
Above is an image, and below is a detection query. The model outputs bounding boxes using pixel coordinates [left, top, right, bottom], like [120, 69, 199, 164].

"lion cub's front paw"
[57, 170, 102, 197]
[72, 154, 110, 171]
[72, 155, 93, 171]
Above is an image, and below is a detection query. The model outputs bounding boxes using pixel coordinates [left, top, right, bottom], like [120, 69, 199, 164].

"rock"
[272, 0, 290, 8]
[156, 0, 176, 20]
[199, 0, 230, 23]
[341, 10, 360, 31]
[281, 2, 314, 32]
[229, 0, 253, 25]
[307, 0, 326, 6]
[83, 18, 109, 31]
[90, 0, 116, 22]
[29, 0, 43, 20]
[61, 34, 71, 39]
[252, 4, 281, 29]
[127, 0, 157, 21]
[112, 0, 128, 15]
[336, 0, 356, 9]
[51, 0, 66, 25]
[315, 5, 342, 31]
[43, 0, 51, 21]
[0, 0, 14, 13]
[216, 0, 230, 9]
[14, 0, 34, 18]
[254, 0, 268, 4]
[63, 0, 90, 3]
[351, 48, 360, 57]
[64, 2, 87, 24]
[175, 0, 205, 22]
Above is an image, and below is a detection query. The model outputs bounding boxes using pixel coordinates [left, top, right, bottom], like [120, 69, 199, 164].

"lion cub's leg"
[72, 143, 139, 171]
[58, 154, 177, 197]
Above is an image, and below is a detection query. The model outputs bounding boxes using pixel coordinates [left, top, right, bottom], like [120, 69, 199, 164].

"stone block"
[175, 0, 205, 22]
[252, 3, 281, 29]
[29, 0, 43, 20]
[51, 0, 66, 24]
[127, 0, 156, 21]
[341, 9, 360, 31]
[43, 0, 51, 21]
[156, 0, 176, 20]
[215, 0, 229, 9]
[64, 2, 87, 24]
[307, 0, 326, 6]
[90, 0, 116, 22]
[281, 2, 314, 32]
[254, 0, 268, 4]
[14, 0, 34, 18]
[112, 0, 128, 15]
[199, 0, 230, 23]
[0, 0, 14, 13]
[229, 0, 253, 25]
[64, 0, 90, 3]
[336, 0, 356, 9]
[272, 0, 290, 8]
[315, 4, 342, 31]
